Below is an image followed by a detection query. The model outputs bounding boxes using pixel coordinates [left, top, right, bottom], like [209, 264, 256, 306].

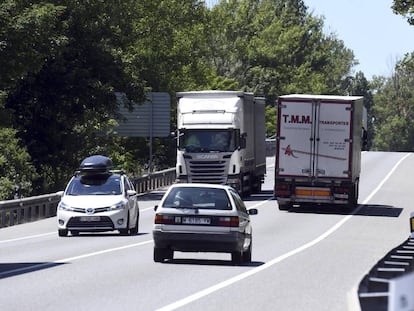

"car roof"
[168, 183, 233, 190]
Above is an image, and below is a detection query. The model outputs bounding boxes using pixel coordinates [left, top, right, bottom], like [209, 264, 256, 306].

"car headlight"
[58, 201, 74, 211]
[109, 202, 126, 211]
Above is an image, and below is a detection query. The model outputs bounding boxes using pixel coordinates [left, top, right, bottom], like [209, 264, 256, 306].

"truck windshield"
[179, 130, 237, 152]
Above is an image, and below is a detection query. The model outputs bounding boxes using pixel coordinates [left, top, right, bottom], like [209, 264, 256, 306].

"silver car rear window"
[163, 187, 231, 210]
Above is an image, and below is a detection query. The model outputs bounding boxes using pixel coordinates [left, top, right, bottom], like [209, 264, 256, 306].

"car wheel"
[130, 215, 139, 235]
[58, 229, 68, 237]
[154, 248, 173, 263]
[231, 251, 243, 265]
[243, 242, 252, 263]
[119, 213, 130, 235]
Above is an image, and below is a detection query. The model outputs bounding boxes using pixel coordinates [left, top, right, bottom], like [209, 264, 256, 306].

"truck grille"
[187, 160, 229, 184]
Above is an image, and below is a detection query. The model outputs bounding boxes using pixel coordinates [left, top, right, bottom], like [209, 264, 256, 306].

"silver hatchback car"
[152, 183, 258, 264]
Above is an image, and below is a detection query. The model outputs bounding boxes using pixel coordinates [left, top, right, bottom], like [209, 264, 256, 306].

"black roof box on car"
[78, 155, 113, 174]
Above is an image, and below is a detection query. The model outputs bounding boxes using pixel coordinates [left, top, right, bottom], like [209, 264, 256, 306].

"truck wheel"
[348, 180, 359, 208]
[278, 202, 291, 211]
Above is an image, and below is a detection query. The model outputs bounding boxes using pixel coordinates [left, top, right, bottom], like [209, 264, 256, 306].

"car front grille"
[72, 207, 110, 213]
[67, 216, 114, 230]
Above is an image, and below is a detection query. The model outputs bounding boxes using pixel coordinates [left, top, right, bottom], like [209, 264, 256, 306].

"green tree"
[0, 128, 37, 200]
[371, 53, 414, 151]
[209, 0, 356, 102]
[392, 0, 414, 25]
[346, 71, 374, 150]
[5, 0, 147, 193]
[0, 0, 67, 111]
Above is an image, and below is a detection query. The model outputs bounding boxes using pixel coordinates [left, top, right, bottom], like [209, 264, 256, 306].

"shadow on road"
[164, 258, 265, 267]
[287, 203, 403, 217]
[0, 262, 66, 279]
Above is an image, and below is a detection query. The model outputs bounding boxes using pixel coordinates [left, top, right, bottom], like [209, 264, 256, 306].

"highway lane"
[0, 152, 413, 311]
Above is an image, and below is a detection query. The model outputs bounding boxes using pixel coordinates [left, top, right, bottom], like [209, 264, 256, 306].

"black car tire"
[119, 212, 130, 235]
[130, 215, 139, 235]
[243, 242, 252, 263]
[154, 248, 173, 262]
[58, 229, 68, 237]
[231, 251, 243, 265]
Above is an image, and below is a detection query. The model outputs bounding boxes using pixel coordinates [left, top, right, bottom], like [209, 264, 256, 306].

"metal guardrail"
[358, 238, 414, 310]
[0, 167, 176, 229]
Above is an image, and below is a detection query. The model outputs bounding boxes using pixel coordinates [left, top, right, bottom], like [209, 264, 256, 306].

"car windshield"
[66, 174, 122, 195]
[162, 187, 231, 210]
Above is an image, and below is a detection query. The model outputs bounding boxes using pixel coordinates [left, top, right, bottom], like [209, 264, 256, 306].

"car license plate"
[80, 216, 100, 222]
[182, 217, 211, 225]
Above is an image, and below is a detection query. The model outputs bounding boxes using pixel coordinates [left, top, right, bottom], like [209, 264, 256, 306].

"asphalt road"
[0, 151, 412, 311]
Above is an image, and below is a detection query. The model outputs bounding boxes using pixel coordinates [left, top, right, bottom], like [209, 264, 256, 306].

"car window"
[229, 189, 247, 213]
[126, 177, 135, 191]
[66, 174, 122, 195]
[163, 187, 231, 210]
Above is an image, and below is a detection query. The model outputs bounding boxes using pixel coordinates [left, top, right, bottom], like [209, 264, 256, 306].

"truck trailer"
[274, 94, 364, 210]
[175, 91, 266, 196]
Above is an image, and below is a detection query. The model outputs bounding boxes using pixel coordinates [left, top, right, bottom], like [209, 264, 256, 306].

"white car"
[57, 155, 139, 237]
[152, 183, 258, 264]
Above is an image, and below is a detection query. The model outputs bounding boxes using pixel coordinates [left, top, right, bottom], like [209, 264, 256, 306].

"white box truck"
[176, 91, 266, 196]
[274, 94, 364, 210]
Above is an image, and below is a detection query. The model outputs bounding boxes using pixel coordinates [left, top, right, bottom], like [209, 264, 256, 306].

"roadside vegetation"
[0, 0, 413, 199]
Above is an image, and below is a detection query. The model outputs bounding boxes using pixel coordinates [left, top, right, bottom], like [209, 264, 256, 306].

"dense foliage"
[0, 0, 412, 199]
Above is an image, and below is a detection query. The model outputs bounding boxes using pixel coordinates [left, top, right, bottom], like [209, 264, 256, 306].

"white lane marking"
[0, 232, 56, 244]
[0, 196, 274, 278]
[156, 153, 411, 311]
[0, 240, 154, 278]
[0, 205, 155, 244]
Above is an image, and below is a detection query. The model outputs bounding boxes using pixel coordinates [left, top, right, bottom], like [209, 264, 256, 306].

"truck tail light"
[218, 216, 239, 227]
[155, 214, 175, 224]
[274, 183, 291, 197]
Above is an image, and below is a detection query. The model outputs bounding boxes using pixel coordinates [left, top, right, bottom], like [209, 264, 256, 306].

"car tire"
[243, 242, 252, 263]
[231, 251, 243, 265]
[58, 229, 68, 237]
[130, 215, 139, 235]
[119, 213, 130, 235]
[154, 248, 173, 263]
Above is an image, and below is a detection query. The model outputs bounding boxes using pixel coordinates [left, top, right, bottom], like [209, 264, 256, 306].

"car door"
[124, 176, 138, 224]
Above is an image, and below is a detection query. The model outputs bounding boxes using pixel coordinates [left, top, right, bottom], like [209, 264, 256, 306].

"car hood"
[61, 195, 125, 208]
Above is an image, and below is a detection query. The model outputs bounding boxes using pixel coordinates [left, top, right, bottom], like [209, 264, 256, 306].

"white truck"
[175, 91, 266, 196]
[274, 94, 364, 210]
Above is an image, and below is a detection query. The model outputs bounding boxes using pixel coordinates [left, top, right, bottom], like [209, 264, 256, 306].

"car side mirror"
[248, 208, 258, 215]
[127, 189, 137, 197]
[154, 205, 158, 211]
[56, 190, 64, 197]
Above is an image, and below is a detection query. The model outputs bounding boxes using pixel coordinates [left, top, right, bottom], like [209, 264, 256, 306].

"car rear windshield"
[162, 187, 231, 210]
[66, 174, 122, 195]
